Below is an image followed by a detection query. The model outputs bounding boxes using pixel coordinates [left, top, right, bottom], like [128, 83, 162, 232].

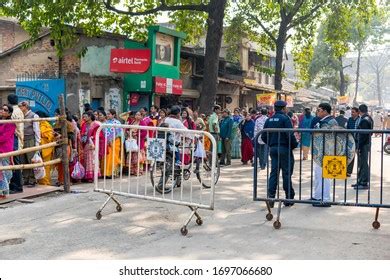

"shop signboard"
[155, 77, 182, 95]
[155, 32, 174, 66]
[256, 93, 276, 106]
[337, 95, 349, 105]
[286, 95, 294, 107]
[110, 49, 151, 73]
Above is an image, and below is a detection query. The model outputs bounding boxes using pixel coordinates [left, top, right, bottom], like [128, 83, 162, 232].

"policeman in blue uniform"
[261, 100, 298, 207]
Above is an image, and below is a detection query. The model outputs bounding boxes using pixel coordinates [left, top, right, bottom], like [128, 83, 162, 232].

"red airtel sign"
[109, 49, 151, 73]
[155, 77, 182, 95]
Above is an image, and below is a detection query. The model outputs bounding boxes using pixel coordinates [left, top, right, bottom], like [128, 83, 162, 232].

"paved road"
[0, 138, 389, 260]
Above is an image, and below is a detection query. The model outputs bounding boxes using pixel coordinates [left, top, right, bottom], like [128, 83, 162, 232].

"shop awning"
[181, 89, 200, 98]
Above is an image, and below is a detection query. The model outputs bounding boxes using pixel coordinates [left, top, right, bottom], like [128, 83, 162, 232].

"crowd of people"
[1, 92, 389, 202]
[258, 101, 389, 208]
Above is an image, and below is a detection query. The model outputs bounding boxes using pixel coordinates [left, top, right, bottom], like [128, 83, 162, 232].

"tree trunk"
[199, 0, 227, 114]
[339, 56, 346, 97]
[353, 49, 361, 106]
[274, 24, 288, 96]
[376, 69, 382, 106]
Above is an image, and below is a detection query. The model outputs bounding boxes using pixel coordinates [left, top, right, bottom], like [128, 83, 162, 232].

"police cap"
[274, 100, 287, 107]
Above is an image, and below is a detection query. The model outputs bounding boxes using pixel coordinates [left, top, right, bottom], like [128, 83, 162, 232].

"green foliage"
[168, 10, 208, 44]
[0, 0, 211, 57]
[307, 25, 350, 92]
[292, 39, 314, 86]
[228, 0, 330, 89]
[295, 0, 381, 93]
[224, 14, 259, 63]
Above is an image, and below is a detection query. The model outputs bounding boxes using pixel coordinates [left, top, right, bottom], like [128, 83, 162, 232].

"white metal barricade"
[93, 124, 219, 235]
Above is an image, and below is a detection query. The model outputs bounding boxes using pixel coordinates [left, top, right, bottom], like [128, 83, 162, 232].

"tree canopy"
[299, 0, 381, 100]
[1, 0, 228, 113]
[228, 0, 330, 92]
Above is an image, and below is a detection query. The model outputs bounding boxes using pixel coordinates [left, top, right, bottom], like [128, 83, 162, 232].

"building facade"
[0, 18, 126, 115]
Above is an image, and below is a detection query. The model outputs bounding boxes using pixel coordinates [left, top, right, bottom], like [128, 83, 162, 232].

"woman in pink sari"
[80, 111, 104, 182]
[127, 111, 147, 175]
[0, 104, 16, 199]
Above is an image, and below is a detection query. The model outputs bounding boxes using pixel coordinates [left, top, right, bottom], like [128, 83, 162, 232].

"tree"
[306, 25, 351, 95]
[1, 0, 228, 114]
[231, 0, 329, 94]
[299, 1, 379, 99]
[366, 50, 390, 106]
[348, 4, 381, 105]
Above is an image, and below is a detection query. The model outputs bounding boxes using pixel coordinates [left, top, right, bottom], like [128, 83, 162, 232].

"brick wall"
[0, 31, 125, 115]
[0, 19, 30, 53]
[0, 35, 81, 84]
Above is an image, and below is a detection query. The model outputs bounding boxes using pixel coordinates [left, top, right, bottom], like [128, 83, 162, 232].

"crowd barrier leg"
[181, 206, 203, 236]
[372, 207, 380, 229]
[95, 193, 123, 220]
[265, 201, 273, 221]
[273, 201, 282, 229]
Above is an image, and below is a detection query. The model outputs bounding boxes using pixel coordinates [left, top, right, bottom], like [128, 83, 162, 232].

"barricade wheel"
[183, 169, 191, 180]
[196, 218, 203, 226]
[196, 151, 220, 189]
[151, 158, 174, 194]
[96, 211, 102, 220]
[180, 226, 188, 236]
[266, 213, 273, 221]
[116, 205, 122, 212]
[372, 221, 380, 229]
[273, 220, 281, 229]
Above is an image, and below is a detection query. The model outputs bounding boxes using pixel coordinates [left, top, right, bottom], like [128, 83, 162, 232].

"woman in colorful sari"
[70, 114, 81, 182]
[157, 109, 167, 126]
[103, 109, 122, 178]
[239, 112, 255, 165]
[0, 104, 16, 199]
[203, 114, 212, 151]
[80, 111, 104, 182]
[127, 111, 147, 175]
[231, 108, 242, 159]
[54, 110, 75, 186]
[36, 111, 55, 186]
[97, 110, 107, 174]
[182, 109, 196, 130]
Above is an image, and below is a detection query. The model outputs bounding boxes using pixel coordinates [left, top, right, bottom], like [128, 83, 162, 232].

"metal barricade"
[93, 124, 219, 235]
[0, 95, 71, 193]
[253, 128, 389, 230]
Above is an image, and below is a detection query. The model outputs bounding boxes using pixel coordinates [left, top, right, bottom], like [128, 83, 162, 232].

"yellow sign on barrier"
[322, 156, 347, 179]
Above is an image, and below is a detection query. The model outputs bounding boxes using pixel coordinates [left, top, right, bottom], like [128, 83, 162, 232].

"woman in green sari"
[231, 108, 242, 159]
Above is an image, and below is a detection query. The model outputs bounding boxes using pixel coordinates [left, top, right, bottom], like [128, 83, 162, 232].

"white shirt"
[164, 116, 194, 142]
[254, 115, 268, 144]
[11, 105, 24, 149]
[164, 117, 187, 130]
[345, 109, 352, 119]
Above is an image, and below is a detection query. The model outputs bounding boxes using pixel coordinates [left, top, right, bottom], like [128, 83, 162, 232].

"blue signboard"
[15, 79, 65, 116]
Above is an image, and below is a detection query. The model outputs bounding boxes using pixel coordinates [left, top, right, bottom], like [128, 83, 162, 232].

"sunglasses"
[1, 108, 9, 112]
